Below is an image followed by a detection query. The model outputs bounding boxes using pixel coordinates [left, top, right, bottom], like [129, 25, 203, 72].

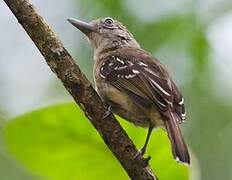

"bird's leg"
[140, 123, 154, 155]
[134, 123, 154, 159]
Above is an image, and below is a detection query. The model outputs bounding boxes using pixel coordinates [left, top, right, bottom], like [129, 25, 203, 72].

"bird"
[68, 17, 190, 164]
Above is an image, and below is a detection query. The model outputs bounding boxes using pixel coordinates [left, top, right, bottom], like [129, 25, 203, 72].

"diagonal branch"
[3, 0, 157, 179]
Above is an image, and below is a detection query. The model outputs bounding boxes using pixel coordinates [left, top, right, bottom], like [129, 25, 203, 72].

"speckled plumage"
[69, 17, 190, 164]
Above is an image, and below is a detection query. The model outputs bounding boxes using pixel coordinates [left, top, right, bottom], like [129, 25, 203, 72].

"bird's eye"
[104, 18, 114, 25]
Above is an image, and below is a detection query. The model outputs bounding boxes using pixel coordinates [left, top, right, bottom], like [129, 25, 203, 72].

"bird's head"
[68, 17, 140, 53]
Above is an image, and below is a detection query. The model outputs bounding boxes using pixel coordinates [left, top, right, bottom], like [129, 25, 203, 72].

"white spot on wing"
[100, 73, 106, 79]
[179, 98, 184, 105]
[128, 61, 134, 66]
[149, 78, 171, 96]
[114, 65, 128, 70]
[132, 69, 140, 74]
[138, 62, 148, 67]
[116, 57, 124, 64]
[144, 67, 160, 78]
[158, 101, 166, 107]
[125, 74, 136, 79]
[181, 112, 186, 118]
[109, 62, 114, 66]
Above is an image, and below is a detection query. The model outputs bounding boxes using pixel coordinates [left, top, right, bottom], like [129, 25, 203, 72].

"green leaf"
[0, 131, 39, 180]
[3, 104, 189, 180]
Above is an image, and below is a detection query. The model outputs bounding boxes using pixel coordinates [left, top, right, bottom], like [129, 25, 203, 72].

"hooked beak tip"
[67, 18, 97, 35]
[67, 18, 77, 25]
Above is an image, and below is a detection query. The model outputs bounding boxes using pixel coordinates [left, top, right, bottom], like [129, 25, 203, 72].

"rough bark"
[3, 0, 157, 179]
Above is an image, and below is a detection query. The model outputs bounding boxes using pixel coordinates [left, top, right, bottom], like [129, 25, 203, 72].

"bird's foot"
[133, 147, 150, 159]
[103, 105, 112, 119]
[143, 156, 151, 165]
[133, 149, 151, 166]
[133, 148, 145, 159]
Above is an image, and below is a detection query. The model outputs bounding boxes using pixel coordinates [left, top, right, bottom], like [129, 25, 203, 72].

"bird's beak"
[67, 18, 97, 35]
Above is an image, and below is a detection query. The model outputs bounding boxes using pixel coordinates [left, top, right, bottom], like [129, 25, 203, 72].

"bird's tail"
[164, 112, 190, 165]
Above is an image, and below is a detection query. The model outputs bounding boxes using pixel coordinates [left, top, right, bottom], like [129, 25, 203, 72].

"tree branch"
[3, 0, 157, 179]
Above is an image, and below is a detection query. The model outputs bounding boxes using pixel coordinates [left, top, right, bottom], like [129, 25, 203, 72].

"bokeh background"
[1, 0, 232, 179]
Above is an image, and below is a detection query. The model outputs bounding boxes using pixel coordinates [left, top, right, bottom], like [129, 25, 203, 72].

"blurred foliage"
[3, 104, 189, 180]
[0, 129, 38, 180]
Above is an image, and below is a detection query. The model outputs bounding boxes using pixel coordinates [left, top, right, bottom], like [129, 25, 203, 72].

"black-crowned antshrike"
[68, 17, 190, 164]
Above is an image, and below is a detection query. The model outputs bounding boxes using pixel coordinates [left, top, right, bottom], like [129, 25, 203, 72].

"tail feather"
[164, 112, 190, 165]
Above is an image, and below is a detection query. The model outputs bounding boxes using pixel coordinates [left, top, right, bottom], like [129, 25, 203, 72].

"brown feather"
[164, 111, 190, 164]
[95, 47, 190, 163]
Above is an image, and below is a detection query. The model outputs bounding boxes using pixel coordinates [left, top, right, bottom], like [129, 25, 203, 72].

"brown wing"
[99, 48, 189, 164]
[171, 79, 186, 122]
[99, 48, 183, 115]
